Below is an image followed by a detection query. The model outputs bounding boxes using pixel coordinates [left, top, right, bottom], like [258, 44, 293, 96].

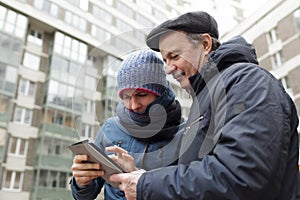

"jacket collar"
[188, 36, 259, 96]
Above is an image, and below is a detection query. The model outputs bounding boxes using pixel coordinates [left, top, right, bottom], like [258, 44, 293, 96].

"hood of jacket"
[189, 36, 259, 95]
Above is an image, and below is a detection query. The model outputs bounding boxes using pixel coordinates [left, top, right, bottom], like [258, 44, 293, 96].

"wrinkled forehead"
[119, 88, 159, 98]
[159, 31, 188, 52]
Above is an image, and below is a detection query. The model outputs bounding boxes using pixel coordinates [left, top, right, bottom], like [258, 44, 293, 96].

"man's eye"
[122, 95, 130, 99]
[171, 54, 178, 59]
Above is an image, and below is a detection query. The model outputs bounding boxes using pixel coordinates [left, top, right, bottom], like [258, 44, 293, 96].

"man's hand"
[110, 170, 145, 200]
[71, 155, 104, 186]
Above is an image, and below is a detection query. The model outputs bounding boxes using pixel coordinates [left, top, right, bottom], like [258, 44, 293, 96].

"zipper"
[117, 140, 122, 147]
[184, 115, 204, 135]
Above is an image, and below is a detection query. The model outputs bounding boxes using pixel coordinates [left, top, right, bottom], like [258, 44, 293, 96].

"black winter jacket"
[137, 36, 299, 200]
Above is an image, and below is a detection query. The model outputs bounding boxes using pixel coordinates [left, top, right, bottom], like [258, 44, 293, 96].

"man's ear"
[201, 34, 213, 55]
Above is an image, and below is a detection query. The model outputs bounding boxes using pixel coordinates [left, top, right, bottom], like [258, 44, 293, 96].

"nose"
[129, 97, 141, 112]
[165, 61, 176, 75]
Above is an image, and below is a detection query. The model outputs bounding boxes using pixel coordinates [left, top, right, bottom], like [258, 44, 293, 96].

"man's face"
[159, 31, 208, 90]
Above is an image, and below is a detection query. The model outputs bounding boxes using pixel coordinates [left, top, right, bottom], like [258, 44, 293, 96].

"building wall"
[221, 0, 300, 168]
[0, 0, 191, 199]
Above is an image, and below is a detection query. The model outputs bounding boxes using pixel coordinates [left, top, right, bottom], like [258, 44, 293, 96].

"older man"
[110, 11, 299, 200]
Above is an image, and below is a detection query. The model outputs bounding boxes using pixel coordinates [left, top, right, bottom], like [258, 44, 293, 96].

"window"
[280, 76, 291, 91]
[53, 32, 87, 62]
[0, 95, 10, 113]
[136, 14, 153, 28]
[8, 137, 29, 156]
[6, 66, 18, 83]
[154, 9, 166, 20]
[65, 0, 88, 11]
[91, 25, 111, 42]
[64, 11, 87, 32]
[0, 33, 23, 54]
[116, 2, 133, 18]
[50, 171, 58, 188]
[27, 29, 43, 46]
[0, 62, 18, 93]
[84, 75, 97, 91]
[266, 28, 277, 45]
[18, 78, 35, 96]
[135, 30, 146, 42]
[38, 170, 48, 187]
[81, 123, 95, 139]
[84, 99, 95, 113]
[92, 6, 112, 24]
[0, 5, 28, 38]
[38, 169, 70, 189]
[106, 99, 118, 118]
[33, 0, 59, 17]
[114, 38, 134, 55]
[23, 52, 40, 70]
[51, 56, 80, 83]
[116, 19, 133, 33]
[59, 173, 67, 188]
[136, 0, 152, 14]
[2, 170, 24, 191]
[45, 109, 77, 128]
[47, 80, 76, 109]
[294, 9, 300, 32]
[271, 51, 284, 68]
[52, 110, 63, 125]
[14, 106, 33, 125]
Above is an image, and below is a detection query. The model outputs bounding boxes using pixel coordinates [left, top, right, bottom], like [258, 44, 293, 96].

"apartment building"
[0, 0, 191, 199]
[222, 0, 300, 164]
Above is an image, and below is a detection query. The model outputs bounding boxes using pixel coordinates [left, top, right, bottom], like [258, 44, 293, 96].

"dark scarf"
[116, 88, 182, 143]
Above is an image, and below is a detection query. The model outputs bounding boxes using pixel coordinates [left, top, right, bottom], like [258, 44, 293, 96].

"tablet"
[69, 139, 127, 188]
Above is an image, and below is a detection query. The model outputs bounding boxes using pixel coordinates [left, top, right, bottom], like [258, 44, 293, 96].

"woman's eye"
[137, 93, 147, 97]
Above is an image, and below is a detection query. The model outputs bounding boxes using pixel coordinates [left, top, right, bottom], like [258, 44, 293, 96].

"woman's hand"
[106, 146, 138, 172]
[71, 155, 104, 186]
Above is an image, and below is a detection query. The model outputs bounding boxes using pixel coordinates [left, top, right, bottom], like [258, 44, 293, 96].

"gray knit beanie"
[117, 50, 168, 98]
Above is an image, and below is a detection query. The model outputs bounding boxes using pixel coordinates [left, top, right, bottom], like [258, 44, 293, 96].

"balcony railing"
[31, 187, 73, 200]
[36, 154, 72, 171]
[41, 123, 78, 139]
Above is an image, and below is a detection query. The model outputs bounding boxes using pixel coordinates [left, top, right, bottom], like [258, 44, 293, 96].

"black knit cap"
[146, 11, 219, 52]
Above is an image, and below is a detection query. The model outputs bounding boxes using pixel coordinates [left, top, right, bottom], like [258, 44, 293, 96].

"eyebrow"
[123, 91, 148, 96]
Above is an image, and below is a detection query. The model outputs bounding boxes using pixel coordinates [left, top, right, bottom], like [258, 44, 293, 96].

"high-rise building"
[222, 0, 300, 166]
[0, 0, 192, 199]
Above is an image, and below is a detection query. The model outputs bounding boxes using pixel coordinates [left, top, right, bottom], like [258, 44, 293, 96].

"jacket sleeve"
[70, 176, 104, 200]
[137, 65, 298, 199]
[70, 124, 108, 199]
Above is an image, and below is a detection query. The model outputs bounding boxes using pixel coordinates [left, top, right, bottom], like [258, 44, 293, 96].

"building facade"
[0, 0, 191, 199]
[221, 0, 300, 166]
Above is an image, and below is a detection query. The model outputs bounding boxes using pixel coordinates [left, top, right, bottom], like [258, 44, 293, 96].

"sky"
[186, 0, 269, 36]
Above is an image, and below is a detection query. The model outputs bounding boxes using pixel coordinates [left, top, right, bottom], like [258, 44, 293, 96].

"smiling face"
[121, 89, 158, 113]
[159, 31, 211, 90]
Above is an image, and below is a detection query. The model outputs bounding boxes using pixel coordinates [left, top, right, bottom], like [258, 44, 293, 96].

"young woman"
[70, 50, 185, 200]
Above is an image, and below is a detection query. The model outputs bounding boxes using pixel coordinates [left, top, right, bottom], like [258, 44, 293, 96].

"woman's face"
[121, 89, 158, 113]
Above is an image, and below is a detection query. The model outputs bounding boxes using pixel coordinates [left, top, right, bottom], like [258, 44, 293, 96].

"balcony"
[0, 112, 9, 128]
[31, 187, 73, 200]
[41, 123, 78, 139]
[0, 146, 4, 162]
[36, 154, 72, 171]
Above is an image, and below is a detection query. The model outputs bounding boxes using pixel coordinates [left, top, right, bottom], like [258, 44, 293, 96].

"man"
[110, 11, 299, 200]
